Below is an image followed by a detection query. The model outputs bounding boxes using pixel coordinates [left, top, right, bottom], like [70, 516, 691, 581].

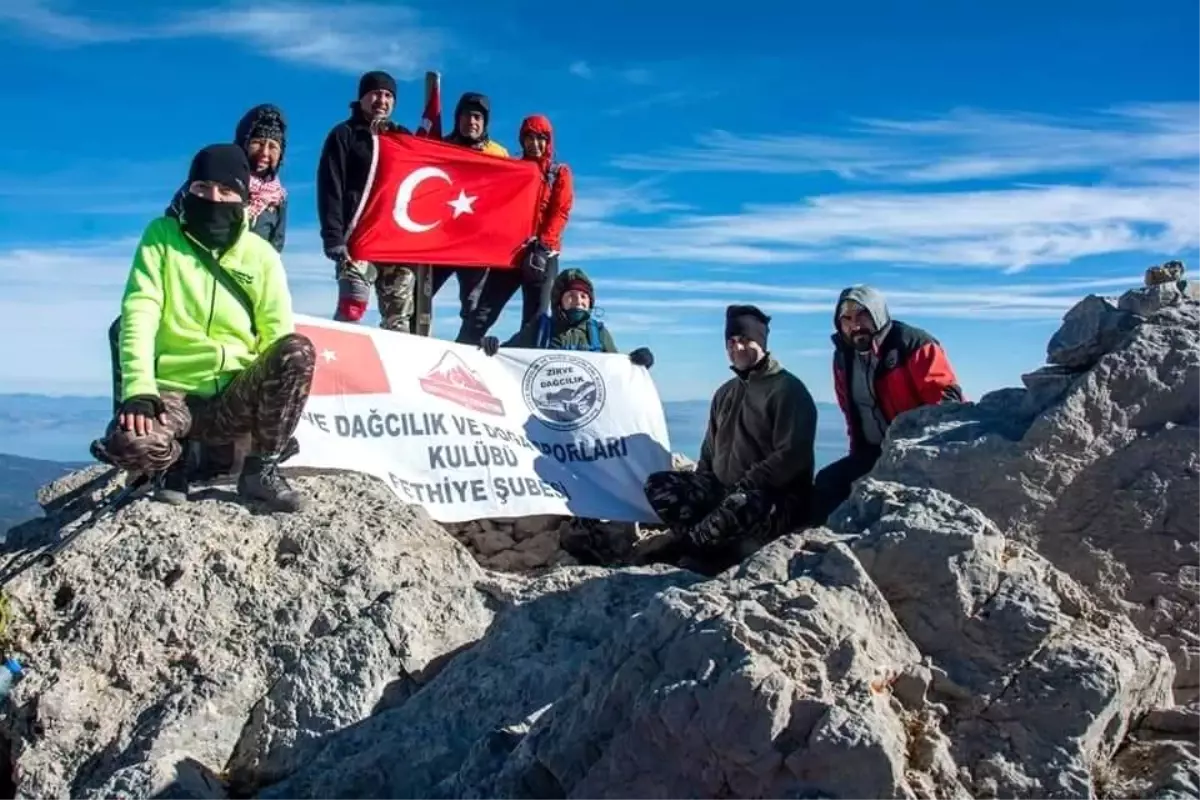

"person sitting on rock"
[478, 268, 654, 367]
[91, 143, 317, 512]
[810, 284, 963, 524]
[637, 305, 817, 575]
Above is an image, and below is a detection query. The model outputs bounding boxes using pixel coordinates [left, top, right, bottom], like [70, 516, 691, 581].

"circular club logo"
[522, 354, 607, 431]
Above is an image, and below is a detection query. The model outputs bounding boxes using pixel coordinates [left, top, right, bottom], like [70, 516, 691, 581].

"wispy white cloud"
[170, 4, 447, 78]
[2, 1, 448, 77]
[565, 178, 1199, 272]
[612, 102, 1200, 183]
[571, 176, 692, 221]
[568, 60, 593, 79]
[0, 0, 146, 44]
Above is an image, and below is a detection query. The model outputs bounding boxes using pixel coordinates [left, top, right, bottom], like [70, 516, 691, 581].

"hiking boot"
[238, 455, 305, 513]
[154, 460, 190, 505]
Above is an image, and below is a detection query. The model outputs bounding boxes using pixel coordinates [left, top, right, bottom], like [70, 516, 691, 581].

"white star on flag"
[447, 190, 477, 219]
[321, 349, 337, 363]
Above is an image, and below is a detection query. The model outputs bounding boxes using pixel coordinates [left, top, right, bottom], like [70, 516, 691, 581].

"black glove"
[325, 244, 350, 267]
[520, 239, 554, 280]
[629, 347, 654, 368]
[119, 395, 166, 418]
[481, 336, 500, 357]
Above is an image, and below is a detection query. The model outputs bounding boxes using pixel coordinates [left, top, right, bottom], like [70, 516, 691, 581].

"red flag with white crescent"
[347, 135, 541, 267]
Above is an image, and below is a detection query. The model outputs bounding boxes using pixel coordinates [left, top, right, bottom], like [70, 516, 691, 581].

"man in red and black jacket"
[811, 284, 964, 523]
[464, 114, 574, 343]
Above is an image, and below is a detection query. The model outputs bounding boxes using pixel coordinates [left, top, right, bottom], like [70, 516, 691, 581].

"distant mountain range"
[0, 452, 88, 534]
[0, 392, 849, 533]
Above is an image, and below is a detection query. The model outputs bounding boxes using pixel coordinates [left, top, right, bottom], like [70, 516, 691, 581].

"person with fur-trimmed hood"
[637, 304, 817, 575]
[479, 268, 653, 366]
[809, 284, 963, 524]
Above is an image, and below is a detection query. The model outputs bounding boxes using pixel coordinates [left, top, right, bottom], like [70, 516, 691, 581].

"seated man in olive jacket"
[639, 304, 817, 574]
[479, 268, 653, 365]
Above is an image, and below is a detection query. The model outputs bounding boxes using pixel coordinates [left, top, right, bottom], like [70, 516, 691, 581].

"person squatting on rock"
[639, 305, 817, 574]
[317, 70, 419, 331]
[465, 114, 575, 338]
[93, 144, 316, 513]
[428, 93, 512, 345]
[479, 268, 654, 367]
[166, 104, 290, 254]
[809, 284, 963, 524]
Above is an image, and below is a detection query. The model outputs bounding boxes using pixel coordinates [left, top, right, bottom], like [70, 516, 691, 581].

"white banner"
[287, 315, 673, 523]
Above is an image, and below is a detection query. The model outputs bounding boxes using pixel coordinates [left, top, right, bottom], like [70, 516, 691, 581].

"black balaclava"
[725, 304, 770, 350]
[181, 144, 250, 253]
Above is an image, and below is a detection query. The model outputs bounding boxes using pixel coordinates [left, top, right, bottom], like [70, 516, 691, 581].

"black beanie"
[724, 304, 770, 349]
[358, 70, 397, 98]
[187, 144, 250, 202]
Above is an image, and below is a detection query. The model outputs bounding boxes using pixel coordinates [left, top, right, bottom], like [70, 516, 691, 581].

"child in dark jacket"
[480, 268, 654, 367]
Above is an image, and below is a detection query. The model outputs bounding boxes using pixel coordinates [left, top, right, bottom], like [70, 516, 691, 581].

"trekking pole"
[412, 70, 443, 337]
[0, 473, 153, 586]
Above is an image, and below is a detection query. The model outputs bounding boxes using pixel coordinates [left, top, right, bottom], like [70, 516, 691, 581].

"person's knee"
[274, 333, 317, 371]
[104, 428, 179, 473]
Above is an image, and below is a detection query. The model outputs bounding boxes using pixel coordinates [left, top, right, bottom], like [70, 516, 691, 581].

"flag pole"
[413, 70, 441, 337]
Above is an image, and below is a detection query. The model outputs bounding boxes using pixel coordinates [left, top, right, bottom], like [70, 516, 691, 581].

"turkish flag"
[296, 323, 392, 396]
[347, 135, 541, 267]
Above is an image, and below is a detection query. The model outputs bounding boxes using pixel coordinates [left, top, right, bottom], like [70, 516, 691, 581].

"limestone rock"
[872, 286, 1200, 701]
[0, 472, 496, 798]
[261, 566, 701, 799]
[1045, 294, 1138, 370]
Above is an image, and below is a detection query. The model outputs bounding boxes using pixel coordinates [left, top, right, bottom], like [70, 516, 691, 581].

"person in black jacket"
[165, 104, 289, 253]
[316, 70, 418, 332]
[428, 92, 511, 344]
[637, 305, 817, 575]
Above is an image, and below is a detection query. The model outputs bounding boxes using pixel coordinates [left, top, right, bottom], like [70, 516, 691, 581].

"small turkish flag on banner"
[347, 135, 542, 267]
[296, 323, 391, 396]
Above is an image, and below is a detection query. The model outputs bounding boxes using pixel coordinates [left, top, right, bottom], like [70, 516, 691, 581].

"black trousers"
[429, 267, 489, 344]
[809, 447, 881, 525]
[433, 258, 559, 345]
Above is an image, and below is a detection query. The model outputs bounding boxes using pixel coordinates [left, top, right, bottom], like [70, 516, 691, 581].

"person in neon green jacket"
[92, 143, 316, 512]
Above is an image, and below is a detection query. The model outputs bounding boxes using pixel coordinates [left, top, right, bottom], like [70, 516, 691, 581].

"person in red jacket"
[810, 284, 964, 523]
[464, 114, 575, 341]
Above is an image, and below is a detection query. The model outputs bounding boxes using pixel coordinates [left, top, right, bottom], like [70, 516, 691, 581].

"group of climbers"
[92, 68, 649, 515]
[317, 72, 575, 349]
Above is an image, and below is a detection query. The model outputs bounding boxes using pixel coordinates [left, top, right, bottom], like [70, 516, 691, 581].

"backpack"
[535, 314, 604, 352]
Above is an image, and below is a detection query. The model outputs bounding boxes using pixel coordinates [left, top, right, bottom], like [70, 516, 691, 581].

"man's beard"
[850, 331, 873, 351]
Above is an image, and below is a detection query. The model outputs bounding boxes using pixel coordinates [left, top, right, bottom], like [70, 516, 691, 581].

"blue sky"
[0, 0, 1196, 404]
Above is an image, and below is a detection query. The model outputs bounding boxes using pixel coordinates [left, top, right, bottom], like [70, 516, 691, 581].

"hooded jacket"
[316, 104, 412, 257]
[166, 104, 290, 253]
[696, 355, 817, 499]
[520, 115, 574, 252]
[831, 285, 964, 455]
[502, 268, 616, 352]
[444, 93, 509, 157]
[118, 215, 294, 401]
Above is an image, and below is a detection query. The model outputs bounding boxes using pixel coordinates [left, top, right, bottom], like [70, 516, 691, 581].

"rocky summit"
[0, 283, 1195, 800]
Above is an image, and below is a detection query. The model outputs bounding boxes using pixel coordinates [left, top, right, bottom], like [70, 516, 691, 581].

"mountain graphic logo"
[418, 351, 505, 416]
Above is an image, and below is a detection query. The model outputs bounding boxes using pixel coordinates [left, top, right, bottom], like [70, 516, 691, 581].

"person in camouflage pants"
[335, 260, 416, 332]
[97, 143, 317, 513]
[98, 333, 315, 478]
[636, 305, 818, 575]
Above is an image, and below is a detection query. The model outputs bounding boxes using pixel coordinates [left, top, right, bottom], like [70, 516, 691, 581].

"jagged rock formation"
[0, 284, 1193, 799]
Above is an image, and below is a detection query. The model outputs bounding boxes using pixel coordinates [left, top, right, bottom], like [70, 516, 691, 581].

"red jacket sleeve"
[833, 359, 859, 453]
[904, 342, 965, 405]
[538, 164, 574, 250]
